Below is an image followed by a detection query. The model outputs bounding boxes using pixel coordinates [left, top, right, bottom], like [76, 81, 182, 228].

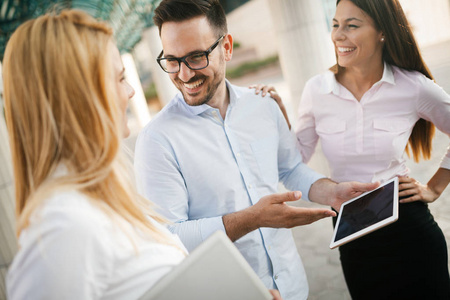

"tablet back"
[139, 231, 272, 300]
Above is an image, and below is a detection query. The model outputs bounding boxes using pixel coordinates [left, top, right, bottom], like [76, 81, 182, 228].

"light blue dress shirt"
[134, 80, 325, 300]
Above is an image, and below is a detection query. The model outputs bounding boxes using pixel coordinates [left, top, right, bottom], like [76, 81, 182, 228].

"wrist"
[427, 185, 441, 201]
[223, 206, 259, 242]
[309, 178, 337, 206]
[246, 204, 262, 230]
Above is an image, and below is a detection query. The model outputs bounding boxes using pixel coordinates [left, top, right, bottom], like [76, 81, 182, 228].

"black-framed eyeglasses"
[157, 35, 225, 73]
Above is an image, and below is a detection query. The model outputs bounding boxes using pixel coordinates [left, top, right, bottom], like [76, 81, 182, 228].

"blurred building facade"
[140, 0, 450, 117]
[232, 0, 450, 117]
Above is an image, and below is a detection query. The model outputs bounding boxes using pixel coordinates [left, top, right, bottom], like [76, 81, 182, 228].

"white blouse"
[295, 63, 450, 183]
[7, 189, 186, 300]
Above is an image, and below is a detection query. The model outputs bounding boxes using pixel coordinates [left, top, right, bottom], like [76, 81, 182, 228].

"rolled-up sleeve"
[273, 100, 325, 201]
[134, 128, 225, 251]
[295, 80, 320, 164]
[416, 76, 450, 170]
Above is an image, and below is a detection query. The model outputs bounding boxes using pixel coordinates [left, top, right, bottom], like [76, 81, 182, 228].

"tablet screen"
[330, 177, 398, 249]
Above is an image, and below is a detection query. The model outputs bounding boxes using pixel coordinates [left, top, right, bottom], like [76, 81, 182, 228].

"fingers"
[261, 86, 275, 97]
[310, 208, 337, 218]
[267, 191, 302, 204]
[399, 177, 418, 190]
[398, 184, 418, 194]
[348, 181, 380, 193]
[248, 83, 265, 95]
[398, 176, 413, 184]
[398, 177, 419, 195]
[288, 207, 337, 226]
[248, 83, 277, 97]
[268, 89, 282, 104]
[398, 180, 421, 203]
[399, 195, 420, 203]
[248, 84, 259, 93]
[363, 181, 380, 191]
[257, 193, 336, 228]
[269, 289, 282, 300]
[397, 177, 435, 203]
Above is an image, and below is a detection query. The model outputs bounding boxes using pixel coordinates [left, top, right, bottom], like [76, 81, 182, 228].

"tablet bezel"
[329, 177, 399, 249]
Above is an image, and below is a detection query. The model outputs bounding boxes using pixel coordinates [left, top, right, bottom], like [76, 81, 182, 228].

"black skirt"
[334, 201, 450, 300]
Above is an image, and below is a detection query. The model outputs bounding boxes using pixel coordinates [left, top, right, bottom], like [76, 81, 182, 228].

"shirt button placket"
[211, 110, 222, 124]
[356, 105, 364, 153]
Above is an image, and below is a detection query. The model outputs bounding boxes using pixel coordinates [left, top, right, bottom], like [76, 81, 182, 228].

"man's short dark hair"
[153, 0, 227, 37]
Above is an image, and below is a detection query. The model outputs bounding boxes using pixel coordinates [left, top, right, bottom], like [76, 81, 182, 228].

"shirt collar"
[177, 79, 236, 116]
[320, 71, 340, 95]
[381, 62, 395, 85]
[320, 62, 396, 95]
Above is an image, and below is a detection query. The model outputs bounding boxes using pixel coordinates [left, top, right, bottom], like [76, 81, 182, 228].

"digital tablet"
[330, 177, 399, 249]
[139, 231, 272, 300]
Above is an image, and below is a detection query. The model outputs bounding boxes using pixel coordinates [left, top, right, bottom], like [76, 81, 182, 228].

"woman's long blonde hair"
[3, 10, 173, 246]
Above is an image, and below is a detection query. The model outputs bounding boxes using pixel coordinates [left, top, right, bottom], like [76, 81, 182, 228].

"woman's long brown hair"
[333, 0, 435, 162]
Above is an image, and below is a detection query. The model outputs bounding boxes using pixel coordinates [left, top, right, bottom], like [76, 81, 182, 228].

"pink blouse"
[295, 63, 450, 183]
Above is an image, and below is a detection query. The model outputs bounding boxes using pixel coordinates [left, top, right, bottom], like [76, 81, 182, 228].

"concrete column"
[0, 62, 17, 298]
[122, 53, 152, 128]
[267, 0, 334, 177]
[267, 0, 335, 119]
[142, 26, 179, 107]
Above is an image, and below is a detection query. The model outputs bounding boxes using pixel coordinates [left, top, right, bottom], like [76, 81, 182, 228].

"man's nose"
[177, 62, 195, 82]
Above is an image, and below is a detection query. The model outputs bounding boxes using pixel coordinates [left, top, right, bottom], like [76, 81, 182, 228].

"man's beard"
[175, 70, 224, 107]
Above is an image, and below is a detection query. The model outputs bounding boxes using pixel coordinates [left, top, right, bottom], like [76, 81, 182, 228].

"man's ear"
[223, 33, 233, 61]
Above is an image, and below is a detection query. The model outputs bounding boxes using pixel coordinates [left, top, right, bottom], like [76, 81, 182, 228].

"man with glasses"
[157, 35, 224, 75]
[134, 1, 377, 299]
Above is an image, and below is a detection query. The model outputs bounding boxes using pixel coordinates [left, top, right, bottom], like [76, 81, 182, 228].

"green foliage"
[0, 0, 161, 61]
[226, 55, 279, 79]
[144, 82, 158, 101]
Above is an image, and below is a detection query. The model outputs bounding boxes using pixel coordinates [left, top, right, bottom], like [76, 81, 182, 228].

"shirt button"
[236, 153, 241, 157]
[248, 184, 252, 189]
[274, 275, 278, 280]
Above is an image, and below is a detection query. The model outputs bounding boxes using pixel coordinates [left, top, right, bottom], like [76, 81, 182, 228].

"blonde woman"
[3, 10, 187, 299]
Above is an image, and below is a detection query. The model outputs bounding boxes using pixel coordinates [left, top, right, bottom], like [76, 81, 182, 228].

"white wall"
[400, 0, 450, 47]
[227, 0, 450, 64]
[0, 61, 17, 300]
